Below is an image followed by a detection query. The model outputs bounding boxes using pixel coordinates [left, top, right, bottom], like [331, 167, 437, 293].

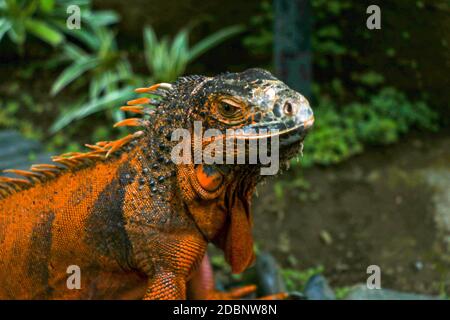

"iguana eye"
[219, 102, 239, 117]
[217, 98, 243, 121]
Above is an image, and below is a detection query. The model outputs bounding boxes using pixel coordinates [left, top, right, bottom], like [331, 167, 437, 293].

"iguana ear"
[222, 194, 255, 274]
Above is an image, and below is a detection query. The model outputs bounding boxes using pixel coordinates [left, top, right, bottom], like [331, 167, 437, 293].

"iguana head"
[158, 68, 313, 148]
[133, 68, 314, 273]
[188, 68, 312, 140]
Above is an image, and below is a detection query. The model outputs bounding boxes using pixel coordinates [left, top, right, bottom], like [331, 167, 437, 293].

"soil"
[253, 129, 450, 295]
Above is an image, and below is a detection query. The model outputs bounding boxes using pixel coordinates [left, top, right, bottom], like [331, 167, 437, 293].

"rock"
[422, 169, 450, 255]
[319, 230, 333, 245]
[254, 252, 286, 296]
[414, 260, 424, 272]
[366, 170, 381, 183]
[287, 291, 307, 300]
[0, 130, 52, 173]
[304, 275, 336, 300]
[344, 284, 441, 300]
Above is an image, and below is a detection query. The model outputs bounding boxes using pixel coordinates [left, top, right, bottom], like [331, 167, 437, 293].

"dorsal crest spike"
[120, 105, 156, 115]
[31, 164, 60, 170]
[113, 118, 145, 128]
[0, 177, 32, 186]
[3, 169, 45, 182]
[120, 106, 144, 114]
[30, 167, 59, 178]
[0, 83, 154, 200]
[148, 83, 173, 91]
[127, 98, 152, 106]
[105, 131, 144, 158]
[0, 182, 16, 192]
[134, 82, 173, 94]
[85, 144, 104, 151]
[135, 87, 152, 93]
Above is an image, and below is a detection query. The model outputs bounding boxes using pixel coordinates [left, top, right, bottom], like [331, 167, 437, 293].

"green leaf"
[143, 26, 157, 67]
[39, 0, 54, 13]
[0, 19, 12, 42]
[143, 24, 244, 82]
[8, 21, 26, 45]
[50, 87, 135, 132]
[23, 0, 39, 16]
[112, 108, 125, 123]
[51, 20, 98, 50]
[76, 87, 134, 119]
[25, 19, 64, 46]
[117, 59, 132, 78]
[51, 57, 99, 95]
[189, 25, 245, 62]
[97, 27, 115, 57]
[144, 26, 157, 49]
[89, 76, 102, 100]
[62, 43, 87, 60]
[50, 99, 85, 133]
[170, 29, 189, 78]
[86, 10, 119, 27]
[57, 0, 90, 6]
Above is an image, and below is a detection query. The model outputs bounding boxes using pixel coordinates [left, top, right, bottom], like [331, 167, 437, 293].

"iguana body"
[0, 69, 314, 299]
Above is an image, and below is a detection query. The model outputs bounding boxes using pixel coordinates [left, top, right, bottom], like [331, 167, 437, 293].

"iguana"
[0, 68, 314, 299]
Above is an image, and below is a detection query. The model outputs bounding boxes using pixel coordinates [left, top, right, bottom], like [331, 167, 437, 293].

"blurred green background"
[0, 0, 449, 298]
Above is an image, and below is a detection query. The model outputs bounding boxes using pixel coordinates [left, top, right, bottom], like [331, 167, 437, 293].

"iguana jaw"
[232, 114, 315, 145]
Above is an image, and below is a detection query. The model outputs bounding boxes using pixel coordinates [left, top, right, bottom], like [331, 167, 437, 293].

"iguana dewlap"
[0, 69, 314, 299]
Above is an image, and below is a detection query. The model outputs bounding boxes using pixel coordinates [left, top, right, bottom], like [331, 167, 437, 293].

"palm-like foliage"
[50, 28, 137, 132]
[0, 0, 64, 48]
[144, 25, 245, 82]
[0, 0, 118, 50]
[50, 24, 245, 132]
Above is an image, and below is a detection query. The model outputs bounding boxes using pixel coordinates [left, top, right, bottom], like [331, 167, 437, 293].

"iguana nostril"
[283, 102, 294, 116]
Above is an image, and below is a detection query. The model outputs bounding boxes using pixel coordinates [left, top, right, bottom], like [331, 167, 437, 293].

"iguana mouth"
[233, 115, 315, 146]
[201, 115, 314, 144]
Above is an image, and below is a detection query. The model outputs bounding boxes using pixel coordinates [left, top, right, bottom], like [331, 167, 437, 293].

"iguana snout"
[189, 68, 314, 147]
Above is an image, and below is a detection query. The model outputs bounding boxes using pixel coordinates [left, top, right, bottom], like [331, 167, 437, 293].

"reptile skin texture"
[0, 69, 314, 299]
